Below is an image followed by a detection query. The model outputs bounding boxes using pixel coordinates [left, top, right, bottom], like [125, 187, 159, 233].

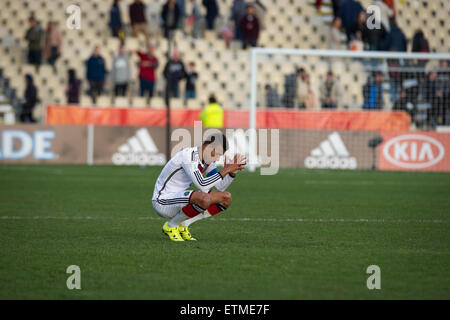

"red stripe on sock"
[207, 204, 222, 216]
[182, 204, 201, 218]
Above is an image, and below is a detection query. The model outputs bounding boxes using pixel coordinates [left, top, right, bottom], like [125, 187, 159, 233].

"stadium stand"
[0, 0, 449, 123]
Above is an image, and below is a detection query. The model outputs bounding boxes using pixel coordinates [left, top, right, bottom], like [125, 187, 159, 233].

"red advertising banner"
[46, 105, 410, 131]
[378, 131, 450, 171]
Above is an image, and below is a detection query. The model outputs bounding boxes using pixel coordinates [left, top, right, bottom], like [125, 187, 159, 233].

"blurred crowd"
[17, 0, 450, 129]
[21, 0, 265, 115]
[261, 0, 449, 128]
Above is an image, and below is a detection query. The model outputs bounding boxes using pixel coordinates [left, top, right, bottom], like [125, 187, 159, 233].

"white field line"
[303, 180, 450, 186]
[0, 216, 447, 224]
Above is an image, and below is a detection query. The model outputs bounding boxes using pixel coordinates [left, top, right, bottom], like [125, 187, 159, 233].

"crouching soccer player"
[152, 134, 246, 241]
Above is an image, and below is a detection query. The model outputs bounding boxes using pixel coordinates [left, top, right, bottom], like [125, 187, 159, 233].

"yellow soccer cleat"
[162, 221, 184, 241]
[178, 226, 197, 241]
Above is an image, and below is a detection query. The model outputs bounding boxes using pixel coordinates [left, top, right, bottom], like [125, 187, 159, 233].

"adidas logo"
[304, 132, 357, 169]
[112, 128, 166, 166]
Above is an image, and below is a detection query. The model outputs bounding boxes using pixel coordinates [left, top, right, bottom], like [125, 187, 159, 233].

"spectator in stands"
[25, 16, 43, 72]
[384, 20, 407, 52]
[200, 95, 224, 128]
[231, 0, 247, 40]
[338, 0, 364, 42]
[253, 0, 266, 31]
[109, 0, 124, 41]
[331, 0, 345, 18]
[85, 46, 107, 104]
[20, 74, 38, 123]
[412, 29, 429, 53]
[302, 73, 319, 110]
[297, 70, 311, 109]
[438, 60, 450, 80]
[177, 0, 187, 29]
[348, 28, 365, 51]
[202, 0, 219, 30]
[162, 0, 181, 39]
[424, 71, 443, 127]
[363, 72, 384, 110]
[111, 45, 130, 97]
[347, 11, 366, 44]
[329, 17, 344, 50]
[163, 49, 186, 98]
[136, 45, 159, 102]
[190, 0, 203, 38]
[220, 20, 235, 48]
[399, 59, 420, 109]
[350, 11, 387, 51]
[365, 16, 387, 51]
[387, 58, 402, 104]
[184, 62, 198, 106]
[282, 74, 297, 108]
[66, 69, 81, 104]
[42, 21, 62, 73]
[437, 60, 450, 124]
[320, 71, 342, 109]
[392, 90, 413, 119]
[265, 84, 281, 108]
[412, 29, 430, 68]
[239, 4, 260, 49]
[129, 0, 150, 41]
[282, 67, 305, 109]
[384, 21, 406, 103]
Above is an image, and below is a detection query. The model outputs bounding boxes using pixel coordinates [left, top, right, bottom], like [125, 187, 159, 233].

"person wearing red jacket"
[239, 4, 260, 49]
[136, 46, 159, 101]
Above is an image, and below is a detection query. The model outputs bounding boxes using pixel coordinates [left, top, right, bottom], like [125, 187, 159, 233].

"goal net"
[246, 48, 450, 172]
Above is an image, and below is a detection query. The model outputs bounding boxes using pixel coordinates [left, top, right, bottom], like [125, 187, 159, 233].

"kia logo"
[383, 134, 445, 169]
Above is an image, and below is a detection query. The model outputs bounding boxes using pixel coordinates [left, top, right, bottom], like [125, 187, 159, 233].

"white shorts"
[152, 190, 194, 219]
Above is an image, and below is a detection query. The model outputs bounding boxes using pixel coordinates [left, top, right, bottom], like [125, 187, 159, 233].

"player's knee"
[223, 192, 232, 207]
[195, 192, 211, 209]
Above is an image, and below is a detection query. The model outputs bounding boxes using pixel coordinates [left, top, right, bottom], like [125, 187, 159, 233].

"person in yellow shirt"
[199, 95, 224, 128]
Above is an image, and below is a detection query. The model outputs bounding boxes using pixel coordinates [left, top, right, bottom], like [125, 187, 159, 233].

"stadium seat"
[96, 96, 112, 108]
[113, 96, 130, 108]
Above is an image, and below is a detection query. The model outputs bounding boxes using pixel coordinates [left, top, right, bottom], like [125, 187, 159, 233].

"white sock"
[180, 210, 212, 227]
[167, 210, 190, 227]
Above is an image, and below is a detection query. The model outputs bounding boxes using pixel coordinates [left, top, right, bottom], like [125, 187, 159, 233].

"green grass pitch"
[0, 164, 449, 299]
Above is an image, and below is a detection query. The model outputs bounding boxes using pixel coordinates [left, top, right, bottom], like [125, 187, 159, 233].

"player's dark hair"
[203, 133, 228, 151]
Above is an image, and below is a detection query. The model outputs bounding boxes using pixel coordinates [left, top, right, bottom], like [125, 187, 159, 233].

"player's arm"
[205, 164, 233, 192]
[206, 155, 246, 191]
[181, 161, 223, 193]
[181, 154, 244, 193]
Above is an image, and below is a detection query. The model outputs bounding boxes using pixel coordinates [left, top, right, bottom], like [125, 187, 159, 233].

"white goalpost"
[248, 48, 450, 172]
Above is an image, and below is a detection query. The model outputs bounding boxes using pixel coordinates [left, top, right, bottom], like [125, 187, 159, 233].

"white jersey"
[152, 146, 234, 202]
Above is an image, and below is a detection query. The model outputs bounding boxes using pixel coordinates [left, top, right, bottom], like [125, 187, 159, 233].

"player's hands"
[224, 154, 247, 174]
